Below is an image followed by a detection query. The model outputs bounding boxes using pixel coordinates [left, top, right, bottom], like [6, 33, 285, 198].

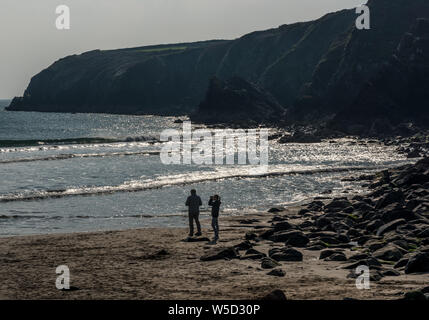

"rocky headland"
[6, 0, 429, 140]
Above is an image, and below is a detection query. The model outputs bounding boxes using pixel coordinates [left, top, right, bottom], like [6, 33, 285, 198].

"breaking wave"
[0, 165, 379, 203]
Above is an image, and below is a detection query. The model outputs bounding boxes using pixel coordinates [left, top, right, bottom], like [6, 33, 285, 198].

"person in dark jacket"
[208, 195, 221, 242]
[185, 189, 202, 237]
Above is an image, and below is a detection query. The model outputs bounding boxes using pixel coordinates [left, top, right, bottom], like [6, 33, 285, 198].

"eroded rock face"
[331, 18, 429, 135]
[191, 76, 285, 125]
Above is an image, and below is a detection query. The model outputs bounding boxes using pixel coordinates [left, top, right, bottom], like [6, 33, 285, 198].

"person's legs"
[194, 214, 202, 235]
[188, 213, 194, 236]
[212, 217, 219, 240]
[211, 217, 216, 238]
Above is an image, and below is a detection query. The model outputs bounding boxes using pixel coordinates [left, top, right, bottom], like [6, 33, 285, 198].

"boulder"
[382, 269, 401, 276]
[273, 221, 294, 232]
[234, 241, 253, 250]
[261, 290, 287, 300]
[381, 207, 416, 223]
[343, 257, 382, 270]
[370, 271, 384, 282]
[417, 228, 429, 238]
[375, 190, 405, 209]
[200, 247, 239, 261]
[394, 258, 409, 269]
[246, 248, 266, 256]
[326, 252, 347, 261]
[354, 202, 374, 214]
[270, 248, 303, 262]
[261, 257, 280, 269]
[365, 240, 386, 251]
[245, 231, 258, 241]
[315, 217, 332, 229]
[269, 230, 305, 243]
[267, 269, 286, 277]
[241, 253, 265, 260]
[259, 229, 275, 240]
[324, 199, 352, 212]
[307, 201, 324, 212]
[298, 208, 311, 215]
[348, 253, 370, 261]
[395, 173, 429, 187]
[319, 249, 336, 260]
[376, 219, 407, 236]
[405, 252, 429, 274]
[373, 245, 403, 262]
[285, 234, 310, 247]
[366, 220, 384, 232]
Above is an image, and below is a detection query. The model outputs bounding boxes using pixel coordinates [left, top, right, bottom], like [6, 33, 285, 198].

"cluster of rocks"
[271, 124, 429, 154]
[271, 125, 344, 144]
[199, 157, 429, 299]
[382, 131, 429, 158]
[288, 157, 429, 278]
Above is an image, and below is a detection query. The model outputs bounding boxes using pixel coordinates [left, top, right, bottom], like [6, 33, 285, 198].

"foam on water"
[0, 106, 414, 236]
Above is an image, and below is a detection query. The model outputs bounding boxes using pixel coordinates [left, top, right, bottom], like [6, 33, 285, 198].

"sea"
[0, 100, 414, 236]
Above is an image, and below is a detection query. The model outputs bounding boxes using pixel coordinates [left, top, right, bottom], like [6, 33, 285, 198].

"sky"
[0, 0, 365, 99]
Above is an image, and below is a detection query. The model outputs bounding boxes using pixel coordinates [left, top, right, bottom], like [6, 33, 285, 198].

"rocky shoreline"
[267, 126, 429, 160]
[198, 157, 429, 300]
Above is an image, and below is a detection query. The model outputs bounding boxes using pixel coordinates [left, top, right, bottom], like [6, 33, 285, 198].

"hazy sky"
[0, 0, 365, 98]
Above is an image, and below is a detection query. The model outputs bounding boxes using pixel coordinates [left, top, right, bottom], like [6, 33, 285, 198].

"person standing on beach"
[208, 195, 221, 242]
[185, 189, 202, 237]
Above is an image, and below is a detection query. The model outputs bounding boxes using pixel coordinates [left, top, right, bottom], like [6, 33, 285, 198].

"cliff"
[7, 8, 356, 115]
[331, 18, 429, 135]
[191, 77, 285, 125]
[7, 0, 429, 129]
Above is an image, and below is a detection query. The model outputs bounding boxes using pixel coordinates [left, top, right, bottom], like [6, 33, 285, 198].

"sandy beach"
[0, 206, 427, 300]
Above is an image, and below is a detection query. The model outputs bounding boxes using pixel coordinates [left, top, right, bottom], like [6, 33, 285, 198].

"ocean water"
[0, 101, 413, 236]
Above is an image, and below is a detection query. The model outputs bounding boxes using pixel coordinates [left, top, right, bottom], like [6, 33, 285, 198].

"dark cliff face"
[7, 0, 429, 126]
[7, 8, 355, 115]
[289, 0, 429, 122]
[7, 42, 231, 115]
[191, 77, 285, 125]
[331, 18, 429, 135]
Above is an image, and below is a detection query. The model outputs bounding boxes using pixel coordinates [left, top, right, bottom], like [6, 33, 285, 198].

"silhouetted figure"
[185, 189, 202, 237]
[208, 195, 221, 242]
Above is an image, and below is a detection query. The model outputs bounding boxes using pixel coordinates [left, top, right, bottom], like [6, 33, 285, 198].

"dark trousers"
[188, 212, 201, 235]
[212, 216, 219, 239]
